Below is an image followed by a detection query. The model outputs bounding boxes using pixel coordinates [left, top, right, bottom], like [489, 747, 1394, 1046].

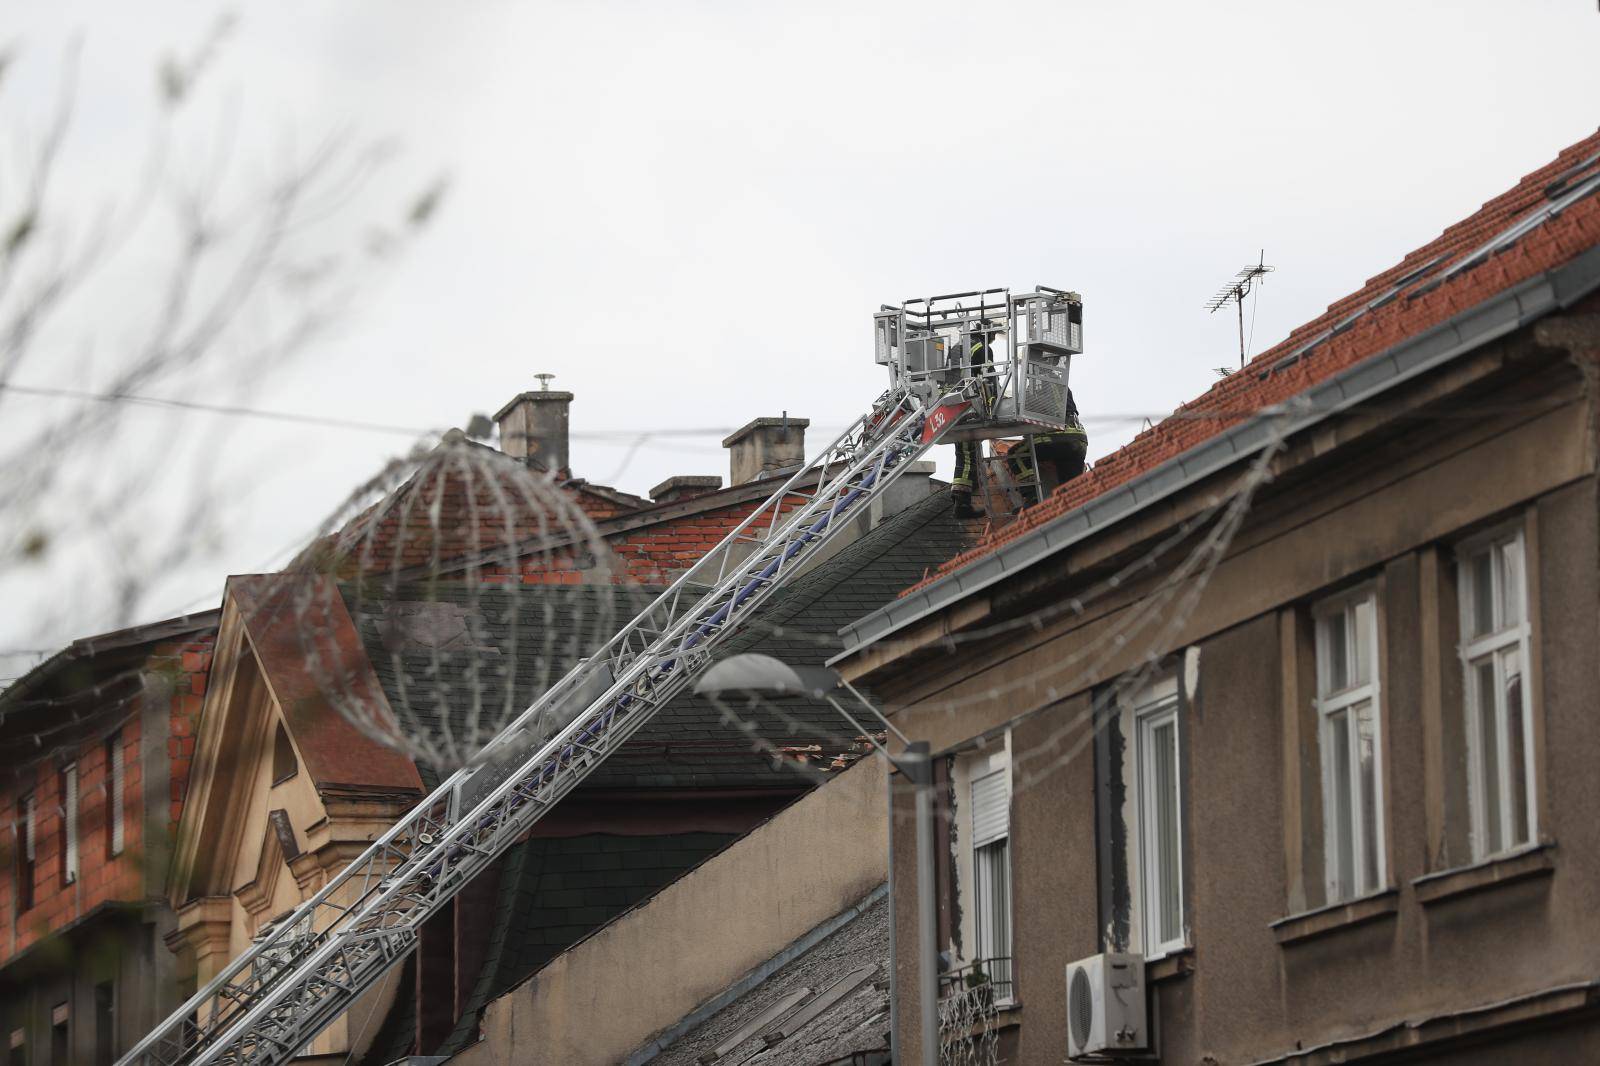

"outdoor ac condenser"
[1065, 952, 1148, 1059]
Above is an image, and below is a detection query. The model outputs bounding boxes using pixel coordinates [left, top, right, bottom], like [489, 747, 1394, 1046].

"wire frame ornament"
[938, 980, 1002, 1066]
[277, 430, 639, 772]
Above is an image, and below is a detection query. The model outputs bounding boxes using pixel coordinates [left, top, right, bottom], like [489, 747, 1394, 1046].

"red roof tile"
[907, 128, 1600, 595]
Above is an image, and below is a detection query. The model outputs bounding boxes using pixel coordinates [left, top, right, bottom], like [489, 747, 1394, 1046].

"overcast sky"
[4, 0, 1599, 666]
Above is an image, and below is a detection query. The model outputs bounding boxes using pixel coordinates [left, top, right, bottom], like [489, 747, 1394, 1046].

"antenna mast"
[1206, 251, 1275, 369]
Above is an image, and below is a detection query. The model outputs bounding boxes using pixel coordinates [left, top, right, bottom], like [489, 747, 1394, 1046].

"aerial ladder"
[119, 286, 1084, 1066]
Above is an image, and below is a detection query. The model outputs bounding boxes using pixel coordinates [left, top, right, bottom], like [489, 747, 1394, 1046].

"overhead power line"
[0, 381, 429, 437]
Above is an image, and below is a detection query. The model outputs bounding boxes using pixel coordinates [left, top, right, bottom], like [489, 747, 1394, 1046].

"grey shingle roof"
[640, 890, 890, 1066]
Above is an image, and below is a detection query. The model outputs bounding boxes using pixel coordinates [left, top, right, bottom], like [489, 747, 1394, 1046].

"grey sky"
[4, 0, 1599, 663]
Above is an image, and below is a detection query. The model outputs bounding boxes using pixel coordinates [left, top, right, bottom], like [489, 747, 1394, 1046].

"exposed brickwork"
[0, 635, 213, 963]
[911, 129, 1600, 593]
[162, 637, 214, 836]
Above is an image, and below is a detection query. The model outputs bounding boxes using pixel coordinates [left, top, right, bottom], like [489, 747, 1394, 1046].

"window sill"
[1413, 842, 1554, 906]
[1146, 948, 1194, 983]
[1271, 889, 1398, 946]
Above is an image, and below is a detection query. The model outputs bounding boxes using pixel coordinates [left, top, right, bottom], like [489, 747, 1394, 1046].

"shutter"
[109, 736, 125, 855]
[972, 769, 1010, 847]
[64, 765, 79, 882]
[24, 795, 35, 861]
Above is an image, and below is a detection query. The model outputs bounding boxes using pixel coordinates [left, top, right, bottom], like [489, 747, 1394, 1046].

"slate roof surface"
[911, 128, 1600, 594]
[644, 891, 890, 1066]
[340, 490, 978, 790]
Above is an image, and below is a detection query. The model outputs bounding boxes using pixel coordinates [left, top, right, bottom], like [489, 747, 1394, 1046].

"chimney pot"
[721, 416, 810, 485]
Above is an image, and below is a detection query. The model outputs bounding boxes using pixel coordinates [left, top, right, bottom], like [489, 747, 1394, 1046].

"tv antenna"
[1207, 251, 1274, 368]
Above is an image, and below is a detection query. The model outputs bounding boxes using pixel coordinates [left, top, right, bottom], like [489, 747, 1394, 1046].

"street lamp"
[695, 653, 939, 1066]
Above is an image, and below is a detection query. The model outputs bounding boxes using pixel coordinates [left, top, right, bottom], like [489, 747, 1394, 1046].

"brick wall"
[164, 639, 212, 836]
[1, 636, 212, 964]
[484, 494, 810, 587]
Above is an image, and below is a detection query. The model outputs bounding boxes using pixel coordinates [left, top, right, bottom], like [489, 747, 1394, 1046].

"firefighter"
[950, 326, 998, 519]
[1012, 390, 1088, 497]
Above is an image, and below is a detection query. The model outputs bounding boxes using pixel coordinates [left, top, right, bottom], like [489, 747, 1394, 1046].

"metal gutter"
[832, 244, 1600, 661]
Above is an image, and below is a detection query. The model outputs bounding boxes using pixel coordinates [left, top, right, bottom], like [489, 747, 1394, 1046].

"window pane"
[1499, 539, 1525, 628]
[1469, 551, 1495, 638]
[1325, 611, 1350, 692]
[1350, 599, 1374, 687]
[1153, 720, 1181, 945]
[1474, 658, 1503, 855]
[1503, 646, 1530, 848]
[974, 840, 1011, 966]
[1327, 709, 1354, 902]
[1354, 699, 1381, 894]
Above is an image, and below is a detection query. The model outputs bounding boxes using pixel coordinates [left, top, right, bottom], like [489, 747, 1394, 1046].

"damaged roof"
[840, 128, 1600, 653]
[340, 489, 979, 790]
[635, 889, 891, 1066]
[924, 131, 1600, 589]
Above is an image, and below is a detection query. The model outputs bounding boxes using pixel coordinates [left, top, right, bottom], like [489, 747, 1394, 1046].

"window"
[48, 1004, 66, 1066]
[16, 794, 36, 912]
[970, 768, 1012, 999]
[106, 734, 125, 858]
[60, 764, 79, 886]
[94, 983, 114, 1066]
[1134, 681, 1184, 958]
[271, 723, 298, 786]
[1315, 589, 1385, 901]
[1458, 529, 1535, 859]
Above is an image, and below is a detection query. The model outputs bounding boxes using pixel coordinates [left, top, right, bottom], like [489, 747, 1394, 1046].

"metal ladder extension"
[119, 383, 970, 1066]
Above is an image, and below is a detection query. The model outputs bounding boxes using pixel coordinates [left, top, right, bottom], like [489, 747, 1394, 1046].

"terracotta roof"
[909, 128, 1600, 594]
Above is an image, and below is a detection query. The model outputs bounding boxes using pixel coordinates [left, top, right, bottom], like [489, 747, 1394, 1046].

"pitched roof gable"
[229, 574, 423, 795]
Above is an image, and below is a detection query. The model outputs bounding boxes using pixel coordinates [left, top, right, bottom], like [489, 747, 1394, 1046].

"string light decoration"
[274, 430, 641, 772]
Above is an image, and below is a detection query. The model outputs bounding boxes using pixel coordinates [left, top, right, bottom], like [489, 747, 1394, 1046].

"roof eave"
[830, 243, 1600, 666]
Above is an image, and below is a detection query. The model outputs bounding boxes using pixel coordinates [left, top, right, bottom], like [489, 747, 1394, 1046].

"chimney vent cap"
[494, 390, 574, 421]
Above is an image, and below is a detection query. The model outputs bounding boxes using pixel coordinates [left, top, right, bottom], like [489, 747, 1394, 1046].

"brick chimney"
[721, 415, 809, 485]
[496, 375, 572, 473]
[650, 475, 723, 505]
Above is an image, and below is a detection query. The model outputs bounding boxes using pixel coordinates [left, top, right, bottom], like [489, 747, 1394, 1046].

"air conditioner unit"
[1065, 952, 1147, 1060]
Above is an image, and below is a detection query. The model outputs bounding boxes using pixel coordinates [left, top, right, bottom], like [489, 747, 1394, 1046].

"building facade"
[1, 613, 217, 1066]
[835, 130, 1600, 1063]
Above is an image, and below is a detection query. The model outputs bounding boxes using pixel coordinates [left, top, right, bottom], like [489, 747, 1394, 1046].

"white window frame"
[970, 767, 1012, 1001]
[1457, 526, 1536, 860]
[1131, 677, 1185, 960]
[62, 762, 79, 885]
[1313, 586, 1387, 902]
[108, 732, 125, 858]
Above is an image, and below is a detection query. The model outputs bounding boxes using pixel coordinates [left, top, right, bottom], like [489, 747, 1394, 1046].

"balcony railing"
[938, 955, 1015, 1012]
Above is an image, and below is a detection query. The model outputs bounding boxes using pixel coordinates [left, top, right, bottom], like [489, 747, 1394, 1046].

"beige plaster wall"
[876, 352, 1600, 1062]
[456, 755, 888, 1066]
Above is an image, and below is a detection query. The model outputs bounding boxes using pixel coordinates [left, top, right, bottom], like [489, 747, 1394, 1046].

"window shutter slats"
[972, 769, 1009, 847]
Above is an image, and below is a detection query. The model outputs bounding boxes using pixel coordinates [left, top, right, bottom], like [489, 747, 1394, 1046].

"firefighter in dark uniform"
[1013, 389, 1088, 497]
[950, 327, 998, 519]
